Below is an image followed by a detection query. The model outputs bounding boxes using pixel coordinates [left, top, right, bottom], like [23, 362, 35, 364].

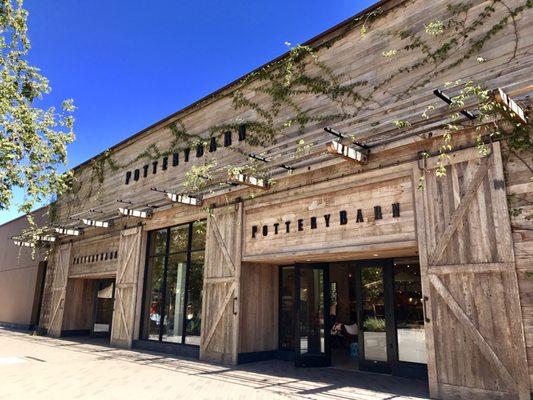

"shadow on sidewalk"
[0, 328, 430, 400]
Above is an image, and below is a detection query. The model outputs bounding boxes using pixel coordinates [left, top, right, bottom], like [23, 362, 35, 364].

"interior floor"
[331, 348, 358, 371]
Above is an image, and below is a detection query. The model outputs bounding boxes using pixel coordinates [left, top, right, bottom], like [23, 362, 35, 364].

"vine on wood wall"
[21, 0, 532, 245]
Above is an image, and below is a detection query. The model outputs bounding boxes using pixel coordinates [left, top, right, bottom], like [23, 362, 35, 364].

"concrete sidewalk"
[0, 328, 429, 400]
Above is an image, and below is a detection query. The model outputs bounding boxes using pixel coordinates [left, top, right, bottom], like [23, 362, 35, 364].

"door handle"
[422, 296, 430, 323]
[233, 297, 238, 315]
[60, 298, 64, 310]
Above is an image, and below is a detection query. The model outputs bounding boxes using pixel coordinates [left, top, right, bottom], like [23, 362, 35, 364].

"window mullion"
[159, 227, 171, 342]
[182, 222, 193, 344]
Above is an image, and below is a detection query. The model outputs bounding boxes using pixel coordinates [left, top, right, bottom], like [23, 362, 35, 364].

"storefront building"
[11, 0, 531, 399]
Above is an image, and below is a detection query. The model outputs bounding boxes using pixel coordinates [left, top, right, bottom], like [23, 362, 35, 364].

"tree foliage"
[0, 0, 75, 221]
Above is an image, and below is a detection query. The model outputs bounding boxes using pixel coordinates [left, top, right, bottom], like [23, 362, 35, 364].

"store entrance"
[92, 279, 115, 338]
[279, 258, 428, 379]
[294, 263, 330, 367]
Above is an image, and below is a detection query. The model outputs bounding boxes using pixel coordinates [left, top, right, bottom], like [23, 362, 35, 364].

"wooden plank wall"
[243, 175, 416, 262]
[70, 236, 120, 279]
[503, 146, 533, 389]
[62, 279, 96, 332]
[239, 263, 279, 354]
[52, 0, 532, 227]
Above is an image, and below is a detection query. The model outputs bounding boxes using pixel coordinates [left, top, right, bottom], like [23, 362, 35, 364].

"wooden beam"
[36, 235, 56, 242]
[13, 234, 56, 243]
[428, 262, 514, 274]
[165, 193, 202, 206]
[13, 240, 35, 247]
[82, 218, 111, 228]
[492, 88, 528, 124]
[54, 227, 82, 236]
[117, 208, 152, 219]
[228, 173, 270, 190]
[326, 140, 368, 164]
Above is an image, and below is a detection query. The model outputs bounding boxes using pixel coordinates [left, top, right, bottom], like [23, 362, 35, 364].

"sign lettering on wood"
[243, 177, 415, 258]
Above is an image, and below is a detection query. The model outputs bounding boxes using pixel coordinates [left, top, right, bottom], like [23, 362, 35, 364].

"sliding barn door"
[414, 142, 529, 400]
[200, 203, 243, 364]
[47, 243, 72, 338]
[110, 226, 143, 348]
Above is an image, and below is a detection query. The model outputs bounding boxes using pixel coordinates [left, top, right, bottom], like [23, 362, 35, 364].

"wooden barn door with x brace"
[414, 142, 529, 400]
[200, 203, 243, 364]
[47, 243, 72, 338]
[110, 226, 143, 348]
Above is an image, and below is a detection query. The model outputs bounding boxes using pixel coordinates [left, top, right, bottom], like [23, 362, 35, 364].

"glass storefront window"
[191, 220, 206, 251]
[361, 266, 387, 362]
[185, 251, 204, 345]
[145, 256, 165, 341]
[394, 261, 427, 364]
[149, 229, 167, 256]
[143, 221, 206, 345]
[299, 267, 326, 355]
[161, 253, 187, 343]
[169, 225, 189, 254]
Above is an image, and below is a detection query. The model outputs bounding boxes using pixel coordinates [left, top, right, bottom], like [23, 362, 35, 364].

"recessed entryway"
[60, 277, 116, 342]
[279, 258, 428, 380]
[92, 279, 115, 338]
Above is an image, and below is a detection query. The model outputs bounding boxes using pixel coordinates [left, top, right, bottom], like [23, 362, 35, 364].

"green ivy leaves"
[1, 0, 75, 218]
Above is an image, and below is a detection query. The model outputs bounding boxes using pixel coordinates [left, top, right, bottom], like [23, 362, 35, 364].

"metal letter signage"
[243, 177, 415, 258]
[250, 203, 401, 239]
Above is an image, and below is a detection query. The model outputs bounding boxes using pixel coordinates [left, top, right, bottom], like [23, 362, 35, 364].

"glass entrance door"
[281, 259, 427, 376]
[295, 263, 330, 367]
[356, 260, 394, 373]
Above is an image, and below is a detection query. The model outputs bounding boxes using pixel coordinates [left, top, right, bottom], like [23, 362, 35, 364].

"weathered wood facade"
[31, 0, 532, 399]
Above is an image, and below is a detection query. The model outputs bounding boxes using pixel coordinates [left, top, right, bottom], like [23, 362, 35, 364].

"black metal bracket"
[248, 153, 268, 163]
[117, 199, 134, 205]
[248, 152, 294, 172]
[280, 164, 294, 171]
[433, 89, 477, 120]
[324, 126, 371, 153]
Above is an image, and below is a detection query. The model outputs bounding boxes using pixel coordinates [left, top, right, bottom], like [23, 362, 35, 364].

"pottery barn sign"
[243, 176, 416, 258]
[251, 203, 400, 238]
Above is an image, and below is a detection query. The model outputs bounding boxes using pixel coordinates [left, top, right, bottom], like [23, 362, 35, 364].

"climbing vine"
[36, 0, 532, 239]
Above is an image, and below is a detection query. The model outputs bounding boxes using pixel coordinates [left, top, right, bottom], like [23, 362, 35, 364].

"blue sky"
[1, 0, 374, 224]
